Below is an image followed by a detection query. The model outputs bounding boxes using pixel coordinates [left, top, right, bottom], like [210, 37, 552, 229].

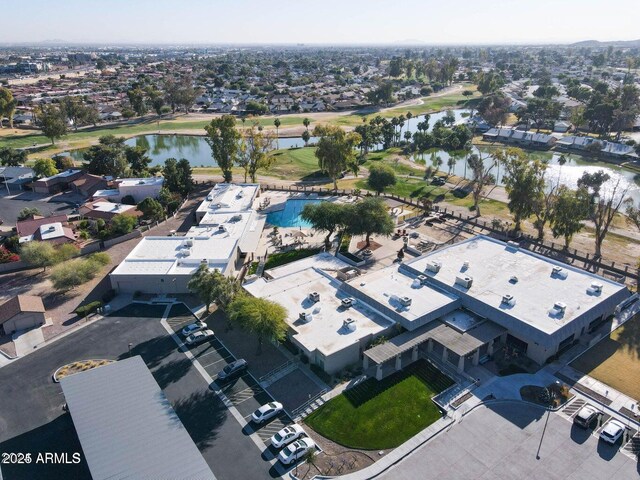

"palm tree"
[406, 111, 413, 132]
[274, 118, 281, 149]
[303, 117, 310, 130]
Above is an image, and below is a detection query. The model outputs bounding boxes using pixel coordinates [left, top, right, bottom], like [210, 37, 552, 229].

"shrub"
[88, 252, 110, 267]
[0, 245, 19, 263]
[120, 195, 136, 205]
[75, 301, 103, 318]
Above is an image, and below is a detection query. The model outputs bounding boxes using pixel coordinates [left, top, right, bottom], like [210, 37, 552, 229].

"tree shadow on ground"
[117, 334, 176, 370]
[615, 312, 640, 358]
[0, 414, 91, 480]
[152, 357, 194, 389]
[172, 390, 227, 450]
[484, 400, 545, 430]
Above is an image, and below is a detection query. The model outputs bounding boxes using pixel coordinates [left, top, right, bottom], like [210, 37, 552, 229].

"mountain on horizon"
[570, 39, 640, 47]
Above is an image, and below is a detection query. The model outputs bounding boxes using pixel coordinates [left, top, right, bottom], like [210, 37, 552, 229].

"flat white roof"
[351, 266, 458, 325]
[112, 235, 237, 276]
[189, 210, 265, 254]
[196, 183, 259, 215]
[245, 266, 392, 356]
[38, 222, 65, 240]
[60, 356, 215, 480]
[117, 177, 164, 187]
[266, 252, 351, 279]
[93, 189, 120, 197]
[405, 236, 628, 335]
[90, 201, 137, 214]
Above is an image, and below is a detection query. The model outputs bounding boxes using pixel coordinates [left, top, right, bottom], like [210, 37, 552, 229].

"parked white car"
[181, 321, 207, 337]
[251, 402, 283, 424]
[270, 424, 306, 449]
[278, 437, 316, 465]
[599, 419, 626, 445]
[185, 329, 215, 345]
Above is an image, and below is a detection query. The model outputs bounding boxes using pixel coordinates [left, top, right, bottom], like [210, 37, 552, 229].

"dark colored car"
[573, 405, 599, 429]
[431, 177, 446, 186]
[217, 359, 248, 381]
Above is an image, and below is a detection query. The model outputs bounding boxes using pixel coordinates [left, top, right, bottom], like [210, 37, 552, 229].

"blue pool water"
[266, 199, 324, 228]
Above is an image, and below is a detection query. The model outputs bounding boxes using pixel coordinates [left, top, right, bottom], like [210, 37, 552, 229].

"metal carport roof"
[60, 356, 216, 480]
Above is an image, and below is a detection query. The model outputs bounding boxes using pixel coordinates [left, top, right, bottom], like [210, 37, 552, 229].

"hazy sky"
[4, 0, 639, 45]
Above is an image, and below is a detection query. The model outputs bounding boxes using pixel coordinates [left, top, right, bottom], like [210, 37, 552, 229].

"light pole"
[536, 387, 555, 460]
[128, 342, 133, 357]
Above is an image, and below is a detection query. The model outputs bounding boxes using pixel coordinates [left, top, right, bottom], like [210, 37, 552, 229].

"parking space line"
[201, 358, 231, 369]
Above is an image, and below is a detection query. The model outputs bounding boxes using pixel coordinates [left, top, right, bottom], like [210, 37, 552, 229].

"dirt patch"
[355, 240, 382, 251]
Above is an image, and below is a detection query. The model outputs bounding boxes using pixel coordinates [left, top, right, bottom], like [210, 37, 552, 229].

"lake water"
[63, 107, 639, 204]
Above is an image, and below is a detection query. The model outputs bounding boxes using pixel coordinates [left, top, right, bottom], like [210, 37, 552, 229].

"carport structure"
[364, 316, 506, 380]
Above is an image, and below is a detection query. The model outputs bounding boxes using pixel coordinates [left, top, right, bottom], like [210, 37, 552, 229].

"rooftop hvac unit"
[509, 275, 519, 284]
[411, 278, 421, 288]
[462, 260, 470, 270]
[399, 296, 412, 307]
[308, 292, 320, 303]
[206, 195, 213, 201]
[342, 318, 356, 332]
[184, 238, 194, 247]
[341, 297, 355, 309]
[230, 215, 242, 222]
[501, 294, 515, 306]
[183, 249, 191, 257]
[417, 275, 428, 285]
[299, 312, 312, 323]
[218, 225, 226, 232]
[551, 266, 568, 279]
[455, 275, 473, 289]
[549, 301, 567, 317]
[426, 261, 441, 273]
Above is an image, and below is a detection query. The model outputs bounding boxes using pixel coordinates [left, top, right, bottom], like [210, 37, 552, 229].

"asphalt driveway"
[0, 310, 275, 480]
[380, 401, 639, 480]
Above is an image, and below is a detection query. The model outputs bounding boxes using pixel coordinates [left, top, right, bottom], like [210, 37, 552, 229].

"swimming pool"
[266, 198, 324, 228]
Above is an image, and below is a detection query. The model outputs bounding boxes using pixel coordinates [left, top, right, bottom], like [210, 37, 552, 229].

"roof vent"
[184, 238, 194, 247]
[462, 260, 470, 271]
[426, 261, 441, 273]
[455, 275, 473, 289]
[501, 294, 515, 306]
[417, 274, 428, 285]
[308, 292, 320, 303]
[509, 276, 519, 284]
[551, 266, 568, 279]
[299, 312, 312, 323]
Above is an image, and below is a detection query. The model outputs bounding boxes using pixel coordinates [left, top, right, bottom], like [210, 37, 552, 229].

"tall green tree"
[204, 115, 240, 183]
[125, 145, 151, 177]
[32, 158, 59, 178]
[110, 214, 137, 235]
[313, 125, 361, 190]
[35, 104, 68, 145]
[227, 296, 288, 354]
[303, 117, 311, 130]
[346, 197, 394, 247]
[137, 197, 164, 221]
[498, 148, 547, 232]
[127, 87, 148, 116]
[550, 186, 590, 249]
[238, 123, 276, 182]
[367, 163, 396, 195]
[0, 147, 27, 166]
[20, 241, 57, 272]
[273, 118, 281, 148]
[301, 201, 348, 250]
[83, 135, 128, 177]
[187, 264, 238, 313]
[176, 159, 193, 195]
[0, 87, 17, 129]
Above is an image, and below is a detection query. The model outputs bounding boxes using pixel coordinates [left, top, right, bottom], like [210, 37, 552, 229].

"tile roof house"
[16, 214, 76, 244]
[79, 201, 143, 222]
[483, 127, 557, 148]
[0, 295, 46, 335]
[32, 169, 84, 194]
[70, 173, 109, 198]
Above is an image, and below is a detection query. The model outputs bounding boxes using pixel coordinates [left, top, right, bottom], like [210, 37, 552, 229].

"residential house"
[31, 169, 83, 194]
[483, 127, 557, 149]
[0, 295, 46, 335]
[0, 166, 34, 193]
[70, 173, 109, 198]
[16, 214, 76, 244]
[79, 201, 143, 222]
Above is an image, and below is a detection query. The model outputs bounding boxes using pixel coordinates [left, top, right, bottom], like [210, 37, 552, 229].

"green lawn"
[264, 247, 322, 270]
[266, 147, 326, 180]
[305, 361, 452, 449]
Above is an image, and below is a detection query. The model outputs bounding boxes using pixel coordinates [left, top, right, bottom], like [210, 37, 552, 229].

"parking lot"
[166, 308, 294, 448]
[380, 401, 639, 480]
[0, 192, 77, 227]
[0, 306, 278, 480]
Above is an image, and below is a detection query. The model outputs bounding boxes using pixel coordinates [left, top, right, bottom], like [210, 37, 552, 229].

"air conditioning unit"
[455, 275, 473, 289]
[342, 318, 356, 332]
[589, 282, 603, 294]
[399, 296, 412, 307]
[184, 238, 194, 247]
[308, 292, 320, 303]
[218, 225, 226, 232]
[552, 266, 568, 279]
[501, 294, 515, 306]
[549, 301, 567, 317]
[417, 275, 428, 285]
[341, 297, 355, 309]
[426, 261, 441, 273]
